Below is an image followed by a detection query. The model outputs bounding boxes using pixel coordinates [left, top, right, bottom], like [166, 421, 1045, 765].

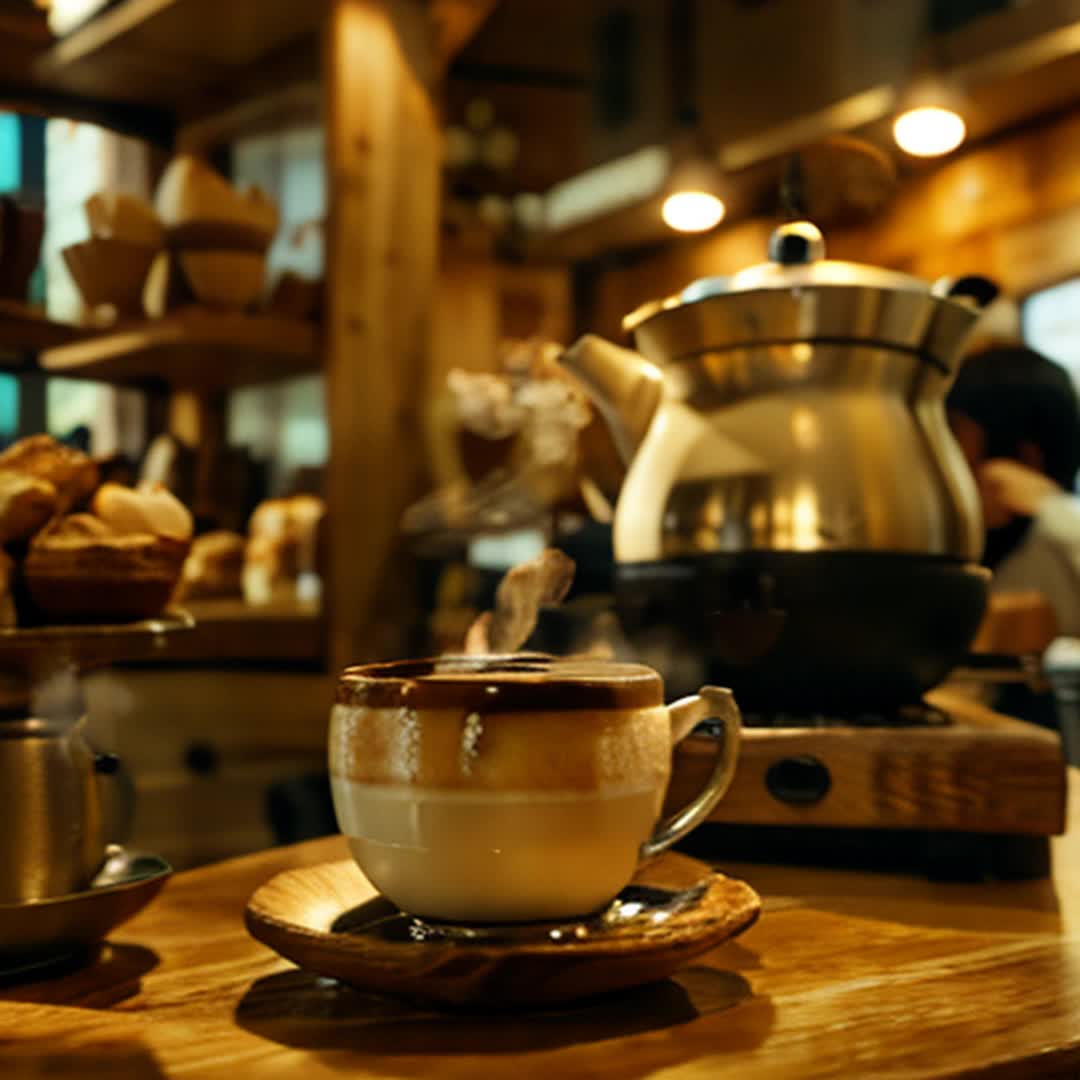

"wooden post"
[168, 386, 226, 523]
[323, 0, 440, 673]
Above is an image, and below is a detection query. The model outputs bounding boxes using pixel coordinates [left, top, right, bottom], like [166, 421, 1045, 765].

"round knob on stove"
[184, 741, 220, 776]
[94, 752, 121, 775]
[765, 755, 831, 805]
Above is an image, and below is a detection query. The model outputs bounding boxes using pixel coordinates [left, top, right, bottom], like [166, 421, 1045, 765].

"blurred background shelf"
[32, 0, 326, 114]
[38, 308, 319, 389]
[13, 0, 497, 145]
[132, 598, 324, 665]
[0, 299, 79, 362]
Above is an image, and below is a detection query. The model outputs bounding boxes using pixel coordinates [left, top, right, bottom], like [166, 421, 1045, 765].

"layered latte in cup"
[329, 654, 740, 923]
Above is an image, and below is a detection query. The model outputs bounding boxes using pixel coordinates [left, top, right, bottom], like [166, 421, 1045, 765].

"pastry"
[24, 515, 190, 623]
[48, 512, 112, 539]
[92, 482, 194, 541]
[0, 471, 58, 546]
[244, 494, 325, 606]
[176, 530, 245, 600]
[24, 484, 194, 623]
[0, 435, 98, 513]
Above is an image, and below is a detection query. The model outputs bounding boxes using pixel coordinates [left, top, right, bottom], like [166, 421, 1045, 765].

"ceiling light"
[661, 138, 726, 234]
[892, 106, 966, 158]
[661, 191, 726, 233]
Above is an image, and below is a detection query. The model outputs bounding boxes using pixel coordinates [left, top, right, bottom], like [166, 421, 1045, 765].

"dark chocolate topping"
[336, 653, 664, 711]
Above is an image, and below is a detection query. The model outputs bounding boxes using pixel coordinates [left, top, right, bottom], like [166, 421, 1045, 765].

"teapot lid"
[622, 221, 997, 367]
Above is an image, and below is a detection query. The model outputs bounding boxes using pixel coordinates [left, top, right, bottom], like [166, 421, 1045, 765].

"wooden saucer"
[245, 852, 760, 1008]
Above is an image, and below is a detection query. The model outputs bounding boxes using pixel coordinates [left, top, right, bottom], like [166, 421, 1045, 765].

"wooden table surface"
[4, 783, 1080, 1079]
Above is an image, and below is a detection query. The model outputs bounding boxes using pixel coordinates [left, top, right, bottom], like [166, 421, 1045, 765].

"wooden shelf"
[25, 0, 496, 129]
[139, 597, 324, 664]
[0, 300, 79, 363]
[39, 308, 319, 390]
[32, 0, 326, 112]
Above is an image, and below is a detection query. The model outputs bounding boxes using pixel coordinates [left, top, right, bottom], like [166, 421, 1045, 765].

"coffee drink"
[329, 654, 740, 922]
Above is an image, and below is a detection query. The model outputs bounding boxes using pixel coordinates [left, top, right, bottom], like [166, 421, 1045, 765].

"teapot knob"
[94, 751, 121, 775]
[768, 221, 825, 265]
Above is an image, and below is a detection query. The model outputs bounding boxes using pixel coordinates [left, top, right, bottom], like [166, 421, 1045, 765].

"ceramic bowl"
[62, 237, 157, 319]
[179, 250, 266, 310]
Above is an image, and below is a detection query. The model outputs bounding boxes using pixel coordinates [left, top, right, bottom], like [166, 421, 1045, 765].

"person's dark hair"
[948, 344, 1080, 568]
[948, 345, 1080, 490]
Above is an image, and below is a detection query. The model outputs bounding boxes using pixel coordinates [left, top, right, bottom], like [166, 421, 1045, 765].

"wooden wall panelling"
[993, 203, 1080, 295]
[588, 219, 774, 341]
[323, 0, 440, 673]
[83, 668, 334, 867]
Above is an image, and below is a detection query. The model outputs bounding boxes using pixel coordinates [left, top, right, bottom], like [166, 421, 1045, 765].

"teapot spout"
[559, 334, 664, 465]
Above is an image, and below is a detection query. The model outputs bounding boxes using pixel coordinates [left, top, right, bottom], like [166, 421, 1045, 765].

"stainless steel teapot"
[561, 221, 994, 566]
[0, 711, 132, 903]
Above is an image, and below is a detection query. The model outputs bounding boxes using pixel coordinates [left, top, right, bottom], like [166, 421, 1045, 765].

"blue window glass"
[0, 114, 19, 193]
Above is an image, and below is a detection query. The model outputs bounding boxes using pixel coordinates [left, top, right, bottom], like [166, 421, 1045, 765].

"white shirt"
[993, 494, 1080, 637]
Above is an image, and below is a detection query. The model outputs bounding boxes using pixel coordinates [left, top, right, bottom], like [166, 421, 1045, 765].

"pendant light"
[892, 25, 966, 161]
[661, 0, 725, 234]
[893, 105, 965, 157]
[661, 133, 726, 233]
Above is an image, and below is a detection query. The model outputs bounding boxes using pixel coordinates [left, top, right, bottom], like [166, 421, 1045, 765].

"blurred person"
[947, 295, 1080, 636]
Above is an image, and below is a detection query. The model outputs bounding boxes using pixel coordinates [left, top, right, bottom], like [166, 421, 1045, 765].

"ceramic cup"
[328, 654, 741, 923]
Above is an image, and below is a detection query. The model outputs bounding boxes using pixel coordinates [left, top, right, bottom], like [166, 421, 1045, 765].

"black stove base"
[616, 551, 990, 711]
[678, 822, 1052, 882]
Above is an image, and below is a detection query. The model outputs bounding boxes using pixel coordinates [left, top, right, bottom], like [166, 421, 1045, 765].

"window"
[1023, 278, 1080, 392]
[228, 128, 327, 496]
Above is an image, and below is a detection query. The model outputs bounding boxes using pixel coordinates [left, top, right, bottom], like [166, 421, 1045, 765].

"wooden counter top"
[4, 779, 1080, 1079]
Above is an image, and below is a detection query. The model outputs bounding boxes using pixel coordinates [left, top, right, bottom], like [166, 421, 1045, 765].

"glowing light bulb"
[661, 191, 725, 233]
[892, 106, 966, 158]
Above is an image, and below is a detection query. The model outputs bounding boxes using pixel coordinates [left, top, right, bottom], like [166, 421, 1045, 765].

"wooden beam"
[323, 0, 440, 671]
[174, 35, 322, 151]
[430, 0, 498, 70]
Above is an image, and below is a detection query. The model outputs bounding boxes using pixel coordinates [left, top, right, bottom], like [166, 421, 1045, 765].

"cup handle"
[640, 686, 742, 859]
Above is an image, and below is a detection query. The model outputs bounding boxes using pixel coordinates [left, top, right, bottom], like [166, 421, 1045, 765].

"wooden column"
[168, 387, 227, 525]
[323, 0, 440, 672]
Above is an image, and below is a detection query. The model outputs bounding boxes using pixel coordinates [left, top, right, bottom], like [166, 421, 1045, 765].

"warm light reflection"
[790, 406, 821, 451]
[892, 106, 966, 158]
[661, 191, 726, 233]
[790, 485, 821, 551]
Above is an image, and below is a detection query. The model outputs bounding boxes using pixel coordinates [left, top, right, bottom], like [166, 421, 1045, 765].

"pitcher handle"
[640, 686, 741, 859]
[95, 751, 135, 846]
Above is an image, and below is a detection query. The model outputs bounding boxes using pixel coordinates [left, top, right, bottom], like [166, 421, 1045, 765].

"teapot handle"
[931, 274, 999, 309]
[95, 751, 135, 845]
